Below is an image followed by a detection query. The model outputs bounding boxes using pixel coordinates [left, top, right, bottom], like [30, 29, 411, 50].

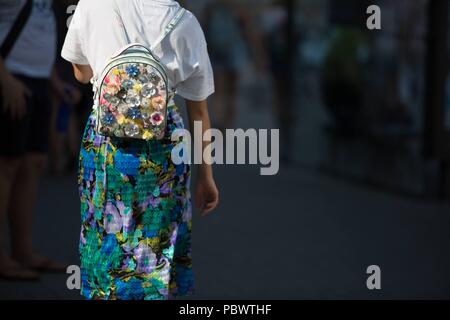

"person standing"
[0, 0, 68, 280]
[62, 0, 219, 299]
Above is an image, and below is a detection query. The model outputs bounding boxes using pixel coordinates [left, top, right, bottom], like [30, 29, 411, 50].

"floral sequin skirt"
[78, 104, 193, 300]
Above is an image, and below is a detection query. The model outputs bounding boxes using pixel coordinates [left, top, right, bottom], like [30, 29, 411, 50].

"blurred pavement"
[1, 154, 450, 299]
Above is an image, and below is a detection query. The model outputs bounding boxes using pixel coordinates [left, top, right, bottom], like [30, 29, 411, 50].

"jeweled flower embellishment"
[148, 71, 161, 85]
[151, 95, 165, 111]
[117, 103, 129, 115]
[138, 75, 148, 84]
[142, 130, 153, 141]
[141, 109, 152, 120]
[133, 83, 143, 94]
[150, 112, 164, 126]
[104, 74, 121, 95]
[121, 79, 134, 90]
[116, 114, 126, 125]
[127, 107, 141, 120]
[100, 94, 110, 108]
[124, 122, 140, 137]
[126, 64, 139, 78]
[125, 94, 141, 107]
[102, 112, 116, 126]
[141, 98, 152, 108]
[103, 92, 121, 107]
[141, 84, 157, 98]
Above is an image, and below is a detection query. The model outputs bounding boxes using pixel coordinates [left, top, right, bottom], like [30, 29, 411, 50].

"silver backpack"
[92, 5, 186, 140]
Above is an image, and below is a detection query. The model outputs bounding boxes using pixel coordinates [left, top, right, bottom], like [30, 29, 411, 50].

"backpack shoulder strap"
[1, 0, 33, 59]
[150, 7, 186, 51]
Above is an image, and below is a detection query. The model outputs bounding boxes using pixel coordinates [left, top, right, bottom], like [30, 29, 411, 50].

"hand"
[0, 73, 31, 120]
[194, 174, 219, 216]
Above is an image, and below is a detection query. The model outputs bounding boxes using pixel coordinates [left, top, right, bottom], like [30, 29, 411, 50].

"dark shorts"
[0, 74, 52, 157]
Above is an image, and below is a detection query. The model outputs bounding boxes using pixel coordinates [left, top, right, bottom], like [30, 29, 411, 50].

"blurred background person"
[0, 0, 75, 280]
[203, 0, 262, 131]
[50, 0, 85, 176]
[259, 0, 296, 162]
[321, 24, 370, 136]
[48, 76, 82, 176]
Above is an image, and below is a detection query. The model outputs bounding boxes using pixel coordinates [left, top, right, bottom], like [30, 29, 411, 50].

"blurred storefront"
[181, 0, 449, 198]
[284, 0, 450, 198]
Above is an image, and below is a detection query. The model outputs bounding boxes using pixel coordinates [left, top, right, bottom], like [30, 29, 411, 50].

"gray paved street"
[1, 161, 450, 299]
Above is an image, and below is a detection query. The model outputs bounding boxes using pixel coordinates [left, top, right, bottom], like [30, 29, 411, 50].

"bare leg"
[9, 153, 65, 271]
[49, 96, 63, 176]
[9, 153, 47, 258]
[0, 156, 38, 280]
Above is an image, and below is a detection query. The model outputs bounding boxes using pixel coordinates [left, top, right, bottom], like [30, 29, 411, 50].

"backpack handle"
[110, 43, 156, 60]
[150, 7, 186, 51]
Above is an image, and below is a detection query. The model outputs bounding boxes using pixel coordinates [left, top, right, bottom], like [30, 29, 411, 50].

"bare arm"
[71, 63, 93, 84]
[186, 99, 219, 215]
[0, 57, 31, 120]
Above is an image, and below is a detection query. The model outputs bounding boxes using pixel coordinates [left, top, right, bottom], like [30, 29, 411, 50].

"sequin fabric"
[78, 104, 193, 300]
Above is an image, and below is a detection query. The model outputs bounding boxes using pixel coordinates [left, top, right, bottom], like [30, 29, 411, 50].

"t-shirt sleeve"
[175, 16, 215, 101]
[61, 2, 89, 65]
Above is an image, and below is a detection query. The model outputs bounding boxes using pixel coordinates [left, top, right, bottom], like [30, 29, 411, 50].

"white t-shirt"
[61, 0, 214, 101]
[0, 0, 56, 78]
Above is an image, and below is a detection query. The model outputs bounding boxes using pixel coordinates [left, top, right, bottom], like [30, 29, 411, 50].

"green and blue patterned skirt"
[78, 104, 193, 300]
